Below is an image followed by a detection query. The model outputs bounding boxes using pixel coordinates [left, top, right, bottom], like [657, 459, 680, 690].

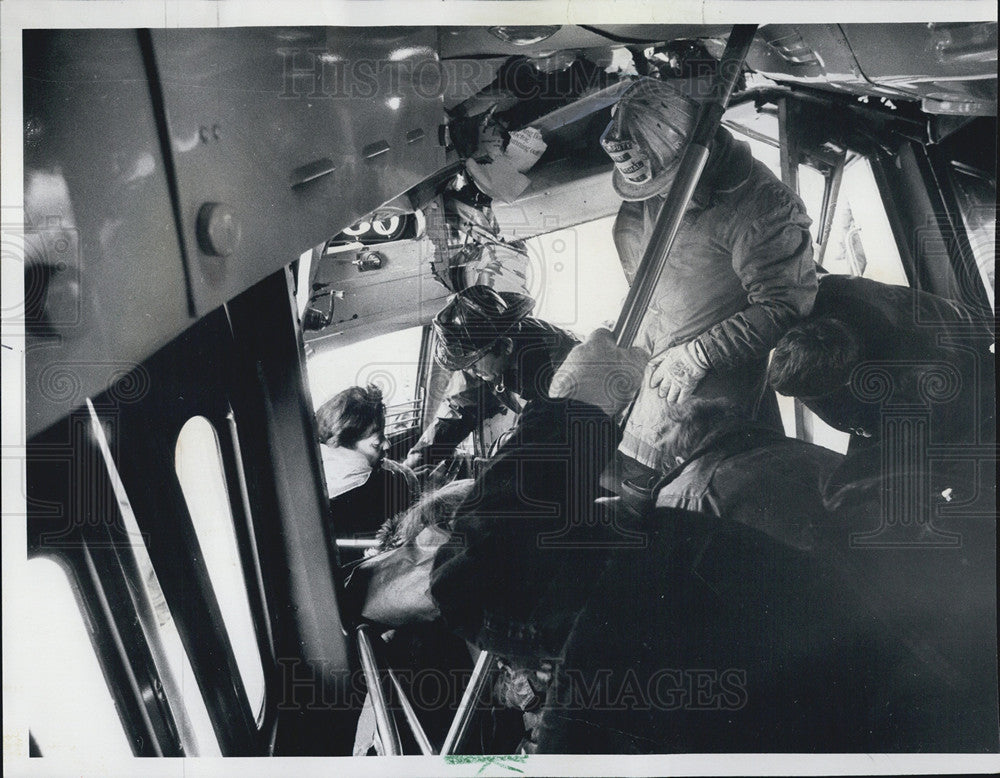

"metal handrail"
[356, 626, 402, 755]
[356, 627, 495, 756]
[440, 650, 496, 756]
[387, 668, 436, 755]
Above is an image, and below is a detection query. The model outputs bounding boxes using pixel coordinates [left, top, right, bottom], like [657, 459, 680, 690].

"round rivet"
[196, 202, 241, 257]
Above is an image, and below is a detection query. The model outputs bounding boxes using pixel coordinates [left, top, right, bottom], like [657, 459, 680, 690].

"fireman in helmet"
[403, 285, 578, 473]
[602, 76, 818, 484]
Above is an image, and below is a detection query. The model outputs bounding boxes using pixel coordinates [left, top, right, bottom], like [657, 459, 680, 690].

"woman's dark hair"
[768, 317, 860, 399]
[315, 384, 385, 448]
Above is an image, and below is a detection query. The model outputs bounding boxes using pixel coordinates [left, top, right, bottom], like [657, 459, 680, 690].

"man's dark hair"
[316, 384, 385, 447]
[768, 317, 860, 399]
[658, 398, 747, 463]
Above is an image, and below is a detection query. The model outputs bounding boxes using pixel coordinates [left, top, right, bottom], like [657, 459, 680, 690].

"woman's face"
[351, 424, 388, 468]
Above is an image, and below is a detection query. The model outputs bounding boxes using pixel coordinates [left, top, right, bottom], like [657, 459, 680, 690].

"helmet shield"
[602, 77, 707, 202]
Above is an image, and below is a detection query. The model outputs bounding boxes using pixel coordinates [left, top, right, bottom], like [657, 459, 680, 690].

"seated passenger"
[651, 398, 843, 550]
[768, 274, 995, 446]
[316, 384, 417, 538]
[403, 285, 579, 473]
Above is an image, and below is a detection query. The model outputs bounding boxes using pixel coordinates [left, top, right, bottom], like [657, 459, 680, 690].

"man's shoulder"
[654, 450, 725, 510]
[817, 275, 989, 332]
[708, 159, 808, 235]
[701, 431, 843, 492]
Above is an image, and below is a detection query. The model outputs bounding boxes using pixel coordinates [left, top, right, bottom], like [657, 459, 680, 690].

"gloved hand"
[648, 341, 709, 403]
[549, 328, 649, 416]
[417, 457, 464, 492]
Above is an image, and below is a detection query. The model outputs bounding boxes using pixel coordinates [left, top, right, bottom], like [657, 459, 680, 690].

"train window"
[821, 156, 909, 287]
[86, 402, 222, 755]
[948, 166, 996, 308]
[306, 326, 424, 435]
[175, 416, 266, 721]
[529, 216, 630, 338]
[796, 164, 827, 246]
[25, 556, 133, 758]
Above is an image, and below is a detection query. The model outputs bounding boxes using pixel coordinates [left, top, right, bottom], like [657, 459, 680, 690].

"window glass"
[797, 164, 826, 246]
[822, 156, 909, 286]
[529, 215, 629, 338]
[306, 326, 424, 436]
[87, 401, 221, 756]
[25, 556, 133, 758]
[949, 166, 996, 308]
[175, 416, 266, 720]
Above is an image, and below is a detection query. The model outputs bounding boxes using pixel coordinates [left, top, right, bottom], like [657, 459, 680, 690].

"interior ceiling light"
[488, 26, 561, 46]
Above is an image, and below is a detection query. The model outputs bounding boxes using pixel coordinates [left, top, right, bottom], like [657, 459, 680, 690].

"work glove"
[549, 328, 649, 416]
[415, 457, 465, 491]
[648, 340, 710, 404]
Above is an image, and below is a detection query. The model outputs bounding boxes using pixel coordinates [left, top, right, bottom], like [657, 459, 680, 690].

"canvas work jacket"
[614, 129, 817, 469]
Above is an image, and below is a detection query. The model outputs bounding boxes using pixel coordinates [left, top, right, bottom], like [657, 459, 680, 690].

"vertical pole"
[815, 155, 847, 267]
[776, 95, 809, 442]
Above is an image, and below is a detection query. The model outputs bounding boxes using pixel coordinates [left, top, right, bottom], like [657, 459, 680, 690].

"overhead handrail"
[613, 25, 759, 348]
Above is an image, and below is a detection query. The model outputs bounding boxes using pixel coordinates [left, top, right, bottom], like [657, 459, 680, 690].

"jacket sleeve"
[694, 183, 818, 371]
[404, 371, 504, 470]
[430, 399, 622, 659]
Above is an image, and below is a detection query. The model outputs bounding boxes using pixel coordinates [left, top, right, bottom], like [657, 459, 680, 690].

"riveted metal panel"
[23, 30, 192, 439]
[149, 27, 446, 317]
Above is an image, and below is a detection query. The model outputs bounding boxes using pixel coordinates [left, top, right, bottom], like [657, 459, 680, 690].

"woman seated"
[316, 384, 418, 539]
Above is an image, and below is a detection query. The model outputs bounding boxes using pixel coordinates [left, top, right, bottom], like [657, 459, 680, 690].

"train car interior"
[14, 21, 998, 760]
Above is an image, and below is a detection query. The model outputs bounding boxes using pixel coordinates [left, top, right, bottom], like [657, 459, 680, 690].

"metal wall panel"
[24, 27, 447, 439]
[149, 27, 447, 317]
[23, 30, 192, 439]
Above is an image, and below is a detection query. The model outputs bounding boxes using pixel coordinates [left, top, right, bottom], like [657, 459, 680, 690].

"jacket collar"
[690, 128, 753, 209]
[653, 423, 785, 502]
[321, 443, 373, 498]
